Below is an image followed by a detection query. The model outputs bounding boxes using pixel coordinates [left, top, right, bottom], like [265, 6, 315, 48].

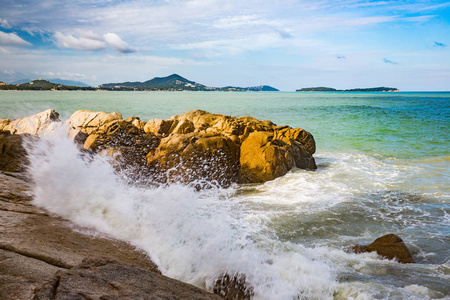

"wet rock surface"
[0, 170, 221, 299]
[1, 109, 317, 186]
[350, 234, 415, 263]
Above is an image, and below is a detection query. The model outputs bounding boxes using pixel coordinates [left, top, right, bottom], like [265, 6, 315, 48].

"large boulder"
[83, 119, 160, 178]
[0, 109, 60, 136]
[2, 109, 317, 186]
[350, 234, 415, 263]
[66, 110, 123, 143]
[146, 132, 239, 187]
[238, 130, 316, 183]
[145, 110, 315, 185]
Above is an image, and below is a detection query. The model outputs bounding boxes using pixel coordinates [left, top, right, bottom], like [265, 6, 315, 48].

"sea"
[1, 91, 449, 299]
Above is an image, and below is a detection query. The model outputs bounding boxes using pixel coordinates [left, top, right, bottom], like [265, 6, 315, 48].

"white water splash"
[25, 128, 450, 299]
[26, 130, 337, 299]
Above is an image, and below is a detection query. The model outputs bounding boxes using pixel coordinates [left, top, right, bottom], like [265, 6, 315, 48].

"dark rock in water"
[213, 274, 254, 300]
[350, 234, 415, 263]
[35, 259, 221, 300]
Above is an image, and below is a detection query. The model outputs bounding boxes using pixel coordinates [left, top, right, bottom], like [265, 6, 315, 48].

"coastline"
[0, 132, 221, 299]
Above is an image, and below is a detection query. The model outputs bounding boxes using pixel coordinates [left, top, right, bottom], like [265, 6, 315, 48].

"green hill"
[296, 86, 398, 92]
[100, 74, 206, 90]
[0, 79, 94, 90]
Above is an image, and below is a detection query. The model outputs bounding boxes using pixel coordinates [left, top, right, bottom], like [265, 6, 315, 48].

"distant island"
[0, 79, 95, 91]
[296, 87, 399, 92]
[99, 74, 279, 91]
[1, 74, 279, 92]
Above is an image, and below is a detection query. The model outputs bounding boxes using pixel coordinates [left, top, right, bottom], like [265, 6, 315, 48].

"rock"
[146, 132, 239, 187]
[350, 234, 415, 263]
[146, 110, 315, 186]
[83, 119, 160, 178]
[274, 126, 316, 155]
[0, 171, 220, 300]
[34, 259, 221, 300]
[213, 274, 254, 300]
[1, 109, 60, 136]
[66, 110, 123, 143]
[238, 130, 316, 183]
[3, 109, 317, 186]
[144, 119, 175, 136]
[0, 131, 33, 172]
[0, 119, 12, 131]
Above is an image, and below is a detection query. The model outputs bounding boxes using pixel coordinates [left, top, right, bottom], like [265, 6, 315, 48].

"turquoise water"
[1, 91, 448, 158]
[1, 91, 449, 299]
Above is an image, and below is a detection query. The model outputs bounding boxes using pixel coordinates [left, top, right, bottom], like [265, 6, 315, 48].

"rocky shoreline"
[1, 110, 415, 299]
[1, 109, 317, 299]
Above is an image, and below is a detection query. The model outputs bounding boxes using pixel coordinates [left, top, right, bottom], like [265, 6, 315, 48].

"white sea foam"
[25, 129, 450, 299]
[26, 131, 338, 299]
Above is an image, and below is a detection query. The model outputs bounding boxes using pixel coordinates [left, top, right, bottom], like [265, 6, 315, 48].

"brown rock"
[213, 274, 254, 300]
[0, 119, 12, 131]
[147, 132, 239, 187]
[34, 259, 221, 300]
[0, 131, 33, 172]
[66, 110, 123, 143]
[274, 126, 316, 155]
[0, 171, 220, 300]
[350, 234, 415, 263]
[1, 109, 60, 136]
[83, 119, 160, 178]
[239, 131, 315, 183]
[144, 119, 173, 136]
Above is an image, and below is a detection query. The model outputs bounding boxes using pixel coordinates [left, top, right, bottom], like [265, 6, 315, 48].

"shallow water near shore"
[2, 91, 449, 299]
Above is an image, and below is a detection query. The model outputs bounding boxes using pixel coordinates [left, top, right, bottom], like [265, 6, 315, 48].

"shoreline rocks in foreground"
[0, 110, 418, 299]
[1, 109, 317, 187]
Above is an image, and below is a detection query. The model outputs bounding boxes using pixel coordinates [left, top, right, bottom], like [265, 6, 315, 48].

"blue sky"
[0, 0, 449, 91]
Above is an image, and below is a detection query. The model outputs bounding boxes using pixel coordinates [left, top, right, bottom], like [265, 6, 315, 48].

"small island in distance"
[296, 87, 399, 92]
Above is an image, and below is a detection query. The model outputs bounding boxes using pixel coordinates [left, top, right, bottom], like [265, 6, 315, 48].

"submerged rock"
[350, 234, 415, 263]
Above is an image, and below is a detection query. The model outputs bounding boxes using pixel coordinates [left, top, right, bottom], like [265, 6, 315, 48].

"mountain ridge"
[100, 74, 279, 91]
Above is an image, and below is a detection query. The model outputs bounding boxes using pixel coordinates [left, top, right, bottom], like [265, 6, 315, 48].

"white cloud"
[103, 33, 136, 53]
[54, 31, 106, 51]
[0, 18, 11, 29]
[0, 31, 31, 46]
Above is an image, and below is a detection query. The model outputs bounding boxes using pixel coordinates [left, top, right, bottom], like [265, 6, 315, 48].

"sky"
[0, 0, 449, 91]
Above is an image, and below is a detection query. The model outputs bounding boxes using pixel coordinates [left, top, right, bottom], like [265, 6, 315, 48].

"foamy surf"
[25, 126, 449, 299]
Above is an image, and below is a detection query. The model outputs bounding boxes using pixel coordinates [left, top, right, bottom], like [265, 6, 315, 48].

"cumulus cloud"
[53, 31, 136, 53]
[54, 31, 106, 51]
[0, 31, 31, 46]
[103, 33, 136, 53]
